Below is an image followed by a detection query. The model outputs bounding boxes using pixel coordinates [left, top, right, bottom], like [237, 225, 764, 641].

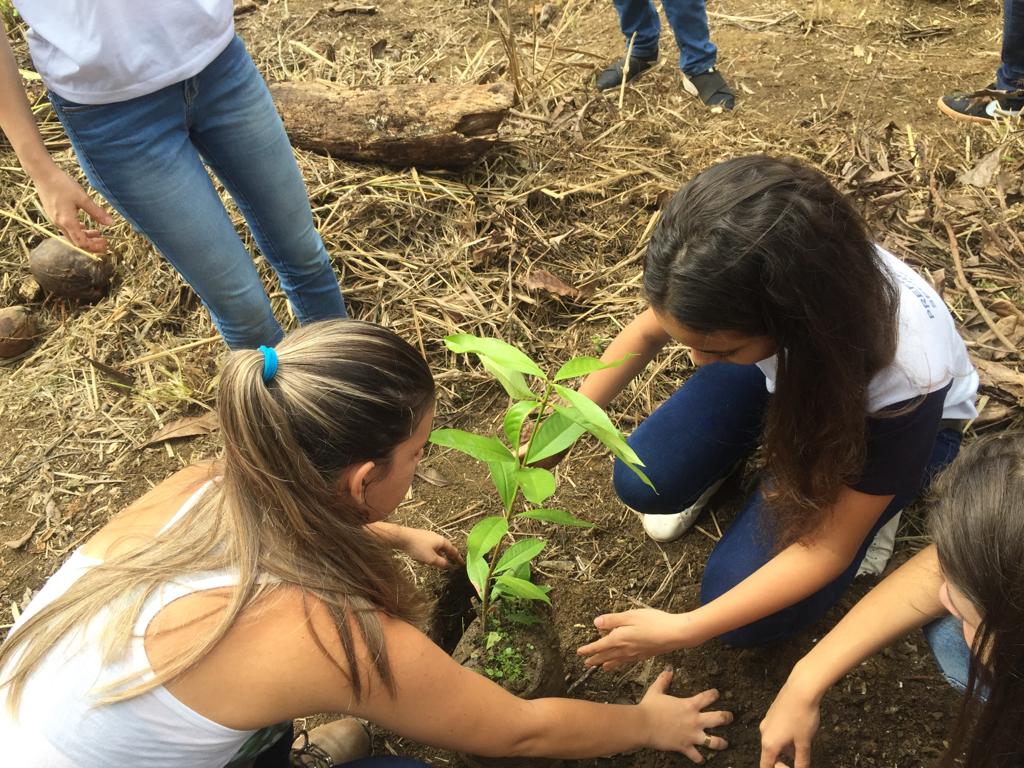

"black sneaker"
[684, 67, 735, 111]
[595, 54, 658, 91]
[938, 84, 1023, 124]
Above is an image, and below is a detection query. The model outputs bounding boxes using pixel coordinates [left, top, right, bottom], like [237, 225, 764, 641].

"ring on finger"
[703, 736, 712, 749]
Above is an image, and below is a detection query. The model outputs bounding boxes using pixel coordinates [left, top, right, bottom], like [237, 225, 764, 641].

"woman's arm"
[349, 618, 731, 762]
[578, 486, 894, 665]
[758, 545, 946, 768]
[0, 20, 112, 251]
[577, 308, 671, 408]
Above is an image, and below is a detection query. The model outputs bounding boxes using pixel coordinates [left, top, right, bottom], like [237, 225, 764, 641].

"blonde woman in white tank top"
[0, 320, 732, 768]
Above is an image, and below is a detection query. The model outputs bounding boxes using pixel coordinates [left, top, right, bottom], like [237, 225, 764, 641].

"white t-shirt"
[755, 246, 978, 420]
[14, 0, 234, 104]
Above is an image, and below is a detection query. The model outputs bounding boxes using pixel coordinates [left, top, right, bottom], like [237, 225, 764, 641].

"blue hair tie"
[258, 345, 278, 383]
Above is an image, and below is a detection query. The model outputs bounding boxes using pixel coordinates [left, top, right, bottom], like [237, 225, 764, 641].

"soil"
[387, 442, 959, 768]
[0, 0, 1011, 765]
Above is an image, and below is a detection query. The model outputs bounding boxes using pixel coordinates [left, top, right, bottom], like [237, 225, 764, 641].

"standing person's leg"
[700, 428, 964, 647]
[612, 362, 769, 538]
[595, 0, 662, 89]
[188, 37, 347, 325]
[47, 88, 284, 349]
[661, 0, 734, 109]
[997, 0, 1024, 100]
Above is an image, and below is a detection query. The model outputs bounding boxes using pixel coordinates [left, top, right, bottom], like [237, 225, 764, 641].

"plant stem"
[480, 536, 504, 634]
[522, 380, 554, 470]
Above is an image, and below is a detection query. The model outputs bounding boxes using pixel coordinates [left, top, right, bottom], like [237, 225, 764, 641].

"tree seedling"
[430, 334, 653, 631]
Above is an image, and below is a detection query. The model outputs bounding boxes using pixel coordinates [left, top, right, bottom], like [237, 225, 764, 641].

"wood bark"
[269, 80, 515, 169]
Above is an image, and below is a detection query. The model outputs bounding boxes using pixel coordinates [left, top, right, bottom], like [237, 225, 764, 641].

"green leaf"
[488, 460, 520, 512]
[466, 554, 489, 599]
[550, 387, 656, 492]
[503, 400, 539, 448]
[513, 561, 531, 581]
[495, 538, 546, 574]
[516, 466, 556, 505]
[430, 429, 514, 463]
[480, 356, 536, 400]
[524, 410, 586, 463]
[444, 334, 544, 377]
[553, 355, 630, 382]
[466, 516, 509, 562]
[518, 507, 597, 528]
[494, 574, 551, 604]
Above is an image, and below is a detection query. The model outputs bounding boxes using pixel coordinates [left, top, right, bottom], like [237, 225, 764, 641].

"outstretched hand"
[33, 163, 114, 253]
[577, 608, 696, 669]
[758, 678, 820, 768]
[639, 667, 732, 763]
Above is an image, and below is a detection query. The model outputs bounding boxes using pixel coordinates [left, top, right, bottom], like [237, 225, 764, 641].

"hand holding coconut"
[30, 161, 113, 253]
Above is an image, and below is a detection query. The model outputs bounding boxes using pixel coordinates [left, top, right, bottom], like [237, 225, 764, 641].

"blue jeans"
[998, 0, 1024, 100]
[924, 615, 972, 693]
[610, 0, 717, 75]
[613, 363, 964, 647]
[48, 36, 347, 350]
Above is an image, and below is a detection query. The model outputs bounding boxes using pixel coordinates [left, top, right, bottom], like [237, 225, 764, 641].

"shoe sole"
[936, 96, 998, 125]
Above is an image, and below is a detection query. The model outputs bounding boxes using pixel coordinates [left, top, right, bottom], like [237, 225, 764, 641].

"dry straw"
[0, 0, 1022, 569]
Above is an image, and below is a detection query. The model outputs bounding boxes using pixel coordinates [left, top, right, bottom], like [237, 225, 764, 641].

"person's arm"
[578, 486, 893, 665]
[758, 545, 946, 768]
[527, 308, 670, 469]
[349, 619, 732, 763]
[0, 20, 112, 251]
[367, 520, 463, 568]
[577, 308, 671, 408]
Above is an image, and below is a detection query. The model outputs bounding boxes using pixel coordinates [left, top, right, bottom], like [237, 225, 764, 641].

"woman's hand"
[31, 162, 113, 253]
[577, 608, 698, 669]
[395, 526, 464, 569]
[639, 667, 731, 763]
[758, 677, 822, 768]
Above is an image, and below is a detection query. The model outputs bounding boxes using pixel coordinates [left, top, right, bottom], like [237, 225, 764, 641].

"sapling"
[430, 334, 653, 632]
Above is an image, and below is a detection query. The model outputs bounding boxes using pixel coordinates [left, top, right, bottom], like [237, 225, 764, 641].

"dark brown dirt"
[383, 433, 960, 768]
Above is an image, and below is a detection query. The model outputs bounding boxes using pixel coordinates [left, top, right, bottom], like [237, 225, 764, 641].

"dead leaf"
[369, 38, 388, 59]
[4, 518, 38, 550]
[853, 44, 866, 57]
[83, 356, 134, 387]
[327, 2, 377, 14]
[415, 467, 451, 486]
[925, 267, 946, 299]
[522, 268, 584, 301]
[971, 356, 1024, 403]
[974, 400, 1015, 427]
[958, 149, 1002, 189]
[144, 411, 219, 447]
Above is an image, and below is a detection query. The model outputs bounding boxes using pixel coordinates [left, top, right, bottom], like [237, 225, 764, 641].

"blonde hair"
[1, 320, 434, 712]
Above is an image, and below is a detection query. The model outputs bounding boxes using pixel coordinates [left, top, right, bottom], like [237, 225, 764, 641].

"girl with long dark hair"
[558, 155, 978, 661]
[0, 320, 731, 767]
[760, 432, 1024, 768]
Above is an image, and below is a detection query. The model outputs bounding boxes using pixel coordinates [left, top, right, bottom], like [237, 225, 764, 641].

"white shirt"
[14, 0, 234, 104]
[755, 246, 978, 420]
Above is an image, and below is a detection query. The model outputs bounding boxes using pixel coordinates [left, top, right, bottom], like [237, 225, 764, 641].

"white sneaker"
[855, 512, 901, 577]
[641, 475, 730, 543]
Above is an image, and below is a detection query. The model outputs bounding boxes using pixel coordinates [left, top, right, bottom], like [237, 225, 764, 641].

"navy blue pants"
[612, 363, 963, 647]
[997, 0, 1024, 101]
[609, 0, 717, 75]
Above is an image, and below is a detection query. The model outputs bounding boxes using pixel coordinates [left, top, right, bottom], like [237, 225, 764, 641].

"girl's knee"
[612, 459, 665, 513]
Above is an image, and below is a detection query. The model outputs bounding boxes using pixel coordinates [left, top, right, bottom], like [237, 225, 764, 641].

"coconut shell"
[0, 306, 36, 358]
[29, 238, 113, 302]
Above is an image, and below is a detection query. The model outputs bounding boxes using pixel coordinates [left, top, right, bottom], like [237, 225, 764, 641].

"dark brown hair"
[643, 155, 899, 545]
[931, 432, 1024, 768]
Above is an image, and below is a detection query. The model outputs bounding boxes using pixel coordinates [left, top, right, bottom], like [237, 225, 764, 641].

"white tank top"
[0, 482, 260, 768]
[13, 0, 235, 104]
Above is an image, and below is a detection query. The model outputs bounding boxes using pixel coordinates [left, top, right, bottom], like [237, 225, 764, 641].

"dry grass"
[1, 0, 1023, 585]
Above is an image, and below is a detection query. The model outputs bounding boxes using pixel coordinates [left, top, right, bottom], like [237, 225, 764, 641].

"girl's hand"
[758, 678, 821, 768]
[639, 667, 731, 762]
[396, 527, 464, 569]
[32, 162, 114, 253]
[577, 608, 696, 669]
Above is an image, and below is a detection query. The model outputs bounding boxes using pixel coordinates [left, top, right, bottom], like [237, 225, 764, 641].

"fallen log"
[269, 80, 515, 169]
